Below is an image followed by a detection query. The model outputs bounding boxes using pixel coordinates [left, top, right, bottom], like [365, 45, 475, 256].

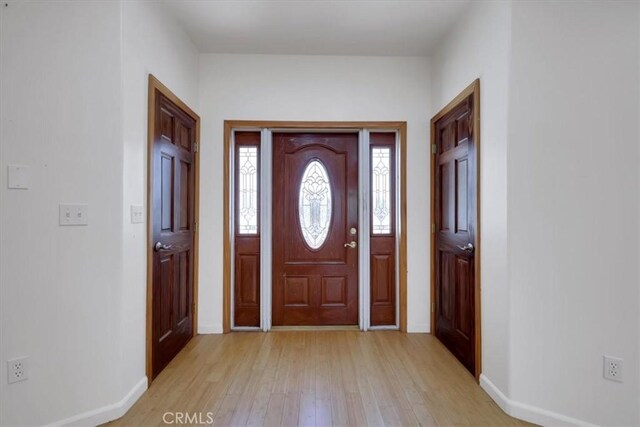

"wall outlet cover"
[7, 357, 29, 384]
[603, 355, 623, 382]
[59, 204, 88, 226]
[130, 205, 144, 224]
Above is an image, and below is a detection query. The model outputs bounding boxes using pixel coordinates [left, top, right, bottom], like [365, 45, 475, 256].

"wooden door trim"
[146, 75, 200, 383]
[430, 79, 481, 380]
[223, 120, 408, 333]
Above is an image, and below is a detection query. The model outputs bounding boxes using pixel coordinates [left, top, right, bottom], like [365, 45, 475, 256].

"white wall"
[0, 1, 123, 425]
[507, 2, 640, 425]
[0, 1, 200, 425]
[430, 0, 513, 395]
[197, 54, 431, 332]
[120, 0, 199, 403]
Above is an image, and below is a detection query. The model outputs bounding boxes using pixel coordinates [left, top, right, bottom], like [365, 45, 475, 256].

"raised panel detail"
[321, 276, 347, 307]
[159, 256, 174, 342]
[177, 251, 189, 323]
[455, 257, 472, 338]
[175, 120, 191, 150]
[371, 255, 392, 304]
[456, 112, 470, 144]
[179, 160, 190, 230]
[238, 254, 259, 305]
[456, 158, 468, 232]
[160, 107, 173, 141]
[283, 277, 309, 307]
[440, 163, 451, 231]
[161, 155, 174, 231]
[440, 251, 454, 322]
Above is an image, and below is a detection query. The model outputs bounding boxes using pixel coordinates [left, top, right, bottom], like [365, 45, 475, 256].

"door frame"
[146, 75, 201, 383]
[430, 79, 481, 380]
[223, 121, 407, 332]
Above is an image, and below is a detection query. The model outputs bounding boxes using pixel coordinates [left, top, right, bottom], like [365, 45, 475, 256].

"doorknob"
[457, 243, 474, 253]
[344, 241, 357, 248]
[154, 241, 173, 252]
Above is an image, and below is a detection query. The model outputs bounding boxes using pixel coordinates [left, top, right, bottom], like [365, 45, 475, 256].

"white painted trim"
[480, 374, 598, 427]
[198, 323, 223, 334]
[44, 377, 147, 427]
[229, 131, 236, 328]
[407, 323, 429, 333]
[260, 129, 273, 332]
[358, 129, 371, 331]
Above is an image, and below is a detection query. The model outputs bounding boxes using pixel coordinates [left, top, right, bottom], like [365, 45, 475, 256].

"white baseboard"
[198, 323, 223, 334]
[45, 377, 147, 427]
[407, 323, 430, 333]
[480, 374, 597, 427]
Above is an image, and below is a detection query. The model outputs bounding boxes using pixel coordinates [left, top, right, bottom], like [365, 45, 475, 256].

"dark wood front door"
[272, 133, 359, 326]
[433, 89, 478, 375]
[151, 91, 196, 378]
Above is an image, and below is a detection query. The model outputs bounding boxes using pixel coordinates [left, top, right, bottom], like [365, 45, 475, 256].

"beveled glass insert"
[372, 147, 391, 234]
[298, 160, 332, 249]
[238, 146, 258, 234]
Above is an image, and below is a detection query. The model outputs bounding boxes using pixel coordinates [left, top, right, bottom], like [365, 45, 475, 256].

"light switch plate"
[59, 204, 88, 226]
[130, 205, 144, 224]
[7, 165, 29, 189]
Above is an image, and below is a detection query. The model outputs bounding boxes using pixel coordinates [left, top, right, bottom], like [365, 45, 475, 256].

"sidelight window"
[237, 146, 258, 234]
[371, 147, 392, 234]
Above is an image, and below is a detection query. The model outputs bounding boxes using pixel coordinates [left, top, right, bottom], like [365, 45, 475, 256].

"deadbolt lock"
[350, 227, 357, 235]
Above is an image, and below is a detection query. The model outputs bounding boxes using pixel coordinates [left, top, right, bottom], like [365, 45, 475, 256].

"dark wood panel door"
[434, 94, 477, 375]
[272, 133, 358, 326]
[151, 93, 196, 378]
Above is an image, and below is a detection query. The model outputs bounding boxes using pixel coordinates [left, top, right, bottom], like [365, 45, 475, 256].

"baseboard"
[407, 322, 430, 333]
[480, 374, 597, 427]
[198, 323, 223, 334]
[45, 377, 147, 427]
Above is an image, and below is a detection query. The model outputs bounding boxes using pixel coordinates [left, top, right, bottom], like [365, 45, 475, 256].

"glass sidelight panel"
[238, 146, 258, 234]
[371, 147, 391, 234]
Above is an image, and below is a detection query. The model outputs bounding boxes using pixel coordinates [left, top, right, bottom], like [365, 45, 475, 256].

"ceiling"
[162, 0, 470, 56]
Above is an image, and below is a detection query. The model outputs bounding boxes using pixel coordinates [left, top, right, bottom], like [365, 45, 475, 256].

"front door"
[433, 91, 478, 375]
[272, 133, 359, 326]
[151, 90, 196, 378]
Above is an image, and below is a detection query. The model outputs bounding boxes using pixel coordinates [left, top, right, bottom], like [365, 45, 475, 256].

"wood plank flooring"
[109, 331, 529, 426]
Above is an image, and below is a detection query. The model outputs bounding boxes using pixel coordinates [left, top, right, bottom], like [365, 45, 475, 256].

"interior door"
[272, 133, 359, 326]
[151, 92, 196, 378]
[434, 93, 477, 375]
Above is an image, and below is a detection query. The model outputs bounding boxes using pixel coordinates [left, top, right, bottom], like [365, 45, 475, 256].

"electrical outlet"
[603, 356, 623, 382]
[7, 357, 29, 384]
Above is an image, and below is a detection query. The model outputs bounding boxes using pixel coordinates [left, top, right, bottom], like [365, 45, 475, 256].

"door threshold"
[271, 325, 360, 332]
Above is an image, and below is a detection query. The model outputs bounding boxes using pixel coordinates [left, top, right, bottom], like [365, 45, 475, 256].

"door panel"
[434, 94, 477, 375]
[273, 133, 358, 326]
[152, 92, 195, 379]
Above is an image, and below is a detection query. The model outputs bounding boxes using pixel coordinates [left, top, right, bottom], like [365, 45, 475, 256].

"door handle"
[344, 241, 357, 248]
[457, 243, 474, 253]
[154, 241, 173, 252]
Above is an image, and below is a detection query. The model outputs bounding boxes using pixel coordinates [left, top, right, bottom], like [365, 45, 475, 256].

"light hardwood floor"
[109, 331, 529, 426]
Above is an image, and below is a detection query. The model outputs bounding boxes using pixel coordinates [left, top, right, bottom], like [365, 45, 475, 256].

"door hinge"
[194, 222, 198, 232]
[431, 302, 435, 313]
[432, 223, 436, 233]
[193, 142, 199, 153]
[431, 144, 437, 154]
[192, 303, 196, 314]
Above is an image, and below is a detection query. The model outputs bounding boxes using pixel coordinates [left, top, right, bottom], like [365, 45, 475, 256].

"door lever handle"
[344, 241, 357, 248]
[154, 241, 173, 252]
[457, 243, 474, 253]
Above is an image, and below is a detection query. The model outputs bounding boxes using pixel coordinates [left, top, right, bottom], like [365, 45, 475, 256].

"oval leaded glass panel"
[298, 160, 332, 249]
